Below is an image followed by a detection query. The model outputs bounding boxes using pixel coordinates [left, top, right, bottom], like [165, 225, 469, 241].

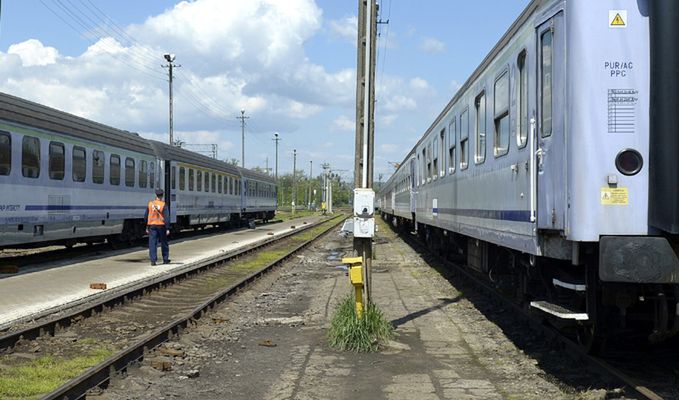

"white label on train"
[432, 198, 438, 218]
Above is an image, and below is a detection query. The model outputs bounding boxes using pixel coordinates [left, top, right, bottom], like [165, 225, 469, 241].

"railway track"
[0, 214, 346, 400]
[390, 220, 676, 400]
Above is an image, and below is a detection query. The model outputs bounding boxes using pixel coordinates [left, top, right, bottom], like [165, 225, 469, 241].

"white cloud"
[380, 114, 397, 127]
[8, 39, 59, 66]
[328, 16, 357, 43]
[380, 143, 398, 154]
[332, 115, 355, 131]
[0, 0, 356, 138]
[383, 95, 417, 112]
[409, 77, 429, 91]
[420, 37, 445, 54]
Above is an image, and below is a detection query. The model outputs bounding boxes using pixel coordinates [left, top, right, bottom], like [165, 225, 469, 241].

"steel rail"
[0, 217, 337, 351]
[41, 215, 346, 400]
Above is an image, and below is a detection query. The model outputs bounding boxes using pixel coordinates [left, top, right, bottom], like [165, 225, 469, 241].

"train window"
[205, 172, 210, 193]
[72, 146, 86, 182]
[197, 170, 202, 191]
[139, 160, 148, 188]
[541, 30, 553, 138]
[92, 150, 104, 184]
[0, 132, 9, 176]
[448, 120, 456, 174]
[211, 173, 216, 193]
[22, 136, 41, 178]
[171, 166, 176, 190]
[125, 158, 135, 187]
[415, 154, 420, 187]
[188, 168, 194, 191]
[432, 139, 438, 179]
[494, 71, 510, 157]
[460, 109, 469, 170]
[517, 50, 528, 148]
[150, 162, 155, 188]
[440, 128, 446, 177]
[236, 179, 240, 195]
[110, 155, 120, 185]
[49, 142, 65, 180]
[218, 174, 223, 193]
[179, 167, 185, 190]
[475, 91, 486, 164]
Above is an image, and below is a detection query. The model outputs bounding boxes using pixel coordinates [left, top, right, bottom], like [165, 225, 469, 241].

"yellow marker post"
[342, 256, 365, 319]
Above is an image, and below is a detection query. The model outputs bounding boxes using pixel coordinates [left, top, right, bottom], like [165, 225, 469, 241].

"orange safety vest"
[147, 199, 166, 226]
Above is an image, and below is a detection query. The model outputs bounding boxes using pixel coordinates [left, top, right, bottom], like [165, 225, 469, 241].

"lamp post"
[163, 53, 180, 146]
[273, 132, 281, 181]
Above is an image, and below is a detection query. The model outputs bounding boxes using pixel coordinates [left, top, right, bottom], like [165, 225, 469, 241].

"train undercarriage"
[383, 211, 679, 353]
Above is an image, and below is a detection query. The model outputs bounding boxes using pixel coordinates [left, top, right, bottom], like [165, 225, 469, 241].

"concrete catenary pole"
[308, 160, 313, 209]
[237, 110, 249, 167]
[353, 0, 377, 305]
[292, 149, 297, 213]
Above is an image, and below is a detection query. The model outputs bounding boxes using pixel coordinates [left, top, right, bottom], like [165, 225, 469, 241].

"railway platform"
[97, 218, 624, 400]
[0, 215, 324, 330]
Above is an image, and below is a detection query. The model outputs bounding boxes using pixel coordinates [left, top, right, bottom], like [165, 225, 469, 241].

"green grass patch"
[328, 294, 394, 352]
[275, 209, 320, 221]
[0, 348, 114, 399]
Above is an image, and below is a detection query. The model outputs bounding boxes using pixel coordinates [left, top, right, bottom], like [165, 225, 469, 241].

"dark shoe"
[151, 262, 157, 266]
[163, 260, 171, 264]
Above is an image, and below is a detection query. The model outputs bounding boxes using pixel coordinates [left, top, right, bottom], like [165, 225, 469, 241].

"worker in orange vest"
[144, 189, 170, 266]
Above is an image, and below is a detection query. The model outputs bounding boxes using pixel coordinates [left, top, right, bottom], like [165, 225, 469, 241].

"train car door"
[536, 12, 566, 230]
[164, 160, 177, 223]
[409, 158, 417, 216]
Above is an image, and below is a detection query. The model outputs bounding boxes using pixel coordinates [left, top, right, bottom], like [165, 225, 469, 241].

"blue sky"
[0, 0, 528, 181]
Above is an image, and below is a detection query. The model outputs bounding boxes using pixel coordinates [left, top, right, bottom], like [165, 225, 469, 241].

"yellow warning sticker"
[601, 187, 629, 205]
[609, 10, 627, 29]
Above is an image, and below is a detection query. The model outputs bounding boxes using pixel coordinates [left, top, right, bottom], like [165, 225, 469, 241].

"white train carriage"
[0, 92, 279, 249]
[0, 92, 157, 248]
[239, 168, 276, 222]
[379, 0, 679, 348]
[149, 141, 243, 230]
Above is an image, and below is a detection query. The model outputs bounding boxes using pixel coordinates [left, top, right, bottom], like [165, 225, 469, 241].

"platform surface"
[0, 215, 325, 329]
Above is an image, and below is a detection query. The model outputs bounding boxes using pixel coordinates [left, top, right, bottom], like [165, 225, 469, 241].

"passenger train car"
[379, 0, 679, 349]
[0, 92, 276, 249]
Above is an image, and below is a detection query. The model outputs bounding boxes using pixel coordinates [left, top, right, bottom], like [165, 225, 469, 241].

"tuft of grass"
[0, 348, 113, 399]
[328, 294, 393, 352]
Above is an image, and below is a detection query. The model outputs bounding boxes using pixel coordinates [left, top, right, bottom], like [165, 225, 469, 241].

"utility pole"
[321, 163, 330, 213]
[354, 0, 378, 305]
[292, 149, 297, 214]
[307, 160, 313, 209]
[273, 132, 281, 182]
[237, 109, 249, 167]
[163, 54, 180, 146]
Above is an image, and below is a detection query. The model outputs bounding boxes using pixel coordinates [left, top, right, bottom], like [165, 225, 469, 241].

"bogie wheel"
[576, 322, 606, 355]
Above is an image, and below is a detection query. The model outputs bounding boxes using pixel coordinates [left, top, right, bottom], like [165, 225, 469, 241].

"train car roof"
[0, 91, 155, 155]
[148, 140, 242, 175]
[238, 167, 276, 184]
[398, 0, 542, 167]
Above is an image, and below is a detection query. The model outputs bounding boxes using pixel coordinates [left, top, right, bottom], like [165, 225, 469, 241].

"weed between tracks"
[328, 294, 394, 352]
[233, 215, 343, 271]
[0, 347, 113, 399]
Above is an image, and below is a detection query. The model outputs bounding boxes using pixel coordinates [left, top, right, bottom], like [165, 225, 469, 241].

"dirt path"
[98, 221, 620, 400]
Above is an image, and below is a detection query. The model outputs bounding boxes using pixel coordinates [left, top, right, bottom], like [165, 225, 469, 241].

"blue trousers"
[148, 226, 169, 263]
